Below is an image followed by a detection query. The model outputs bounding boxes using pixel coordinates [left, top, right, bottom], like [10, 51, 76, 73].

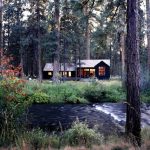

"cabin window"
[63, 72, 67, 76]
[99, 67, 105, 76]
[84, 69, 89, 71]
[48, 72, 52, 76]
[68, 72, 71, 77]
[90, 69, 95, 77]
[83, 69, 90, 77]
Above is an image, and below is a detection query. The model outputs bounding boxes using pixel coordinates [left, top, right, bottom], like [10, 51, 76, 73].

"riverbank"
[0, 78, 150, 149]
[26, 104, 122, 136]
[1, 101, 149, 149]
[26, 103, 150, 135]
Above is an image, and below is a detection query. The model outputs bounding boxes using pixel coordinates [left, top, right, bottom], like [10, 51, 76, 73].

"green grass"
[62, 120, 104, 147]
[1, 77, 149, 104]
[141, 89, 150, 103]
[24, 81, 88, 104]
[15, 128, 60, 149]
[23, 79, 125, 104]
[2, 123, 150, 149]
[0, 78, 150, 149]
[12, 120, 104, 149]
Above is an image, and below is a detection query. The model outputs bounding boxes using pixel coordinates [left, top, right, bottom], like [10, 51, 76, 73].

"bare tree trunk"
[0, 0, 2, 68]
[84, 3, 90, 59]
[37, 0, 42, 82]
[79, 41, 81, 79]
[63, 39, 66, 82]
[37, 38, 42, 82]
[126, 0, 141, 146]
[120, 32, 125, 85]
[20, 53, 25, 77]
[53, 0, 60, 83]
[146, 0, 150, 74]
[17, 0, 25, 78]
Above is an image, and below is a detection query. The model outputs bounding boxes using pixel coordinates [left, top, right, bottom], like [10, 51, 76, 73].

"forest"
[0, 0, 150, 150]
[1, 0, 141, 80]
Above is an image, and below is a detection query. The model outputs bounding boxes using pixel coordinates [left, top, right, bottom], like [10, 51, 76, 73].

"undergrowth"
[23, 80, 125, 104]
[0, 77, 29, 146]
[1, 122, 150, 150]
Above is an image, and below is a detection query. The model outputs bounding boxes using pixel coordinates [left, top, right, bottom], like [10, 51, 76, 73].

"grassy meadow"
[0, 121, 150, 149]
[0, 77, 150, 149]
[23, 79, 125, 104]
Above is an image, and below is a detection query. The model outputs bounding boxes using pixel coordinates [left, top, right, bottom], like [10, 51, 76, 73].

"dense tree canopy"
[0, 0, 146, 80]
[0, 0, 148, 147]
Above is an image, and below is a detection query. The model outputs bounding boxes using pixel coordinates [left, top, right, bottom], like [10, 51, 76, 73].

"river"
[26, 103, 150, 136]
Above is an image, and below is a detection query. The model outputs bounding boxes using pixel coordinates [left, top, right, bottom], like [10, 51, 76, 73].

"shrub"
[142, 128, 150, 141]
[66, 95, 88, 104]
[0, 78, 30, 115]
[141, 90, 150, 103]
[23, 129, 50, 149]
[20, 129, 61, 149]
[28, 92, 50, 103]
[24, 80, 126, 104]
[105, 88, 125, 102]
[25, 82, 87, 104]
[0, 77, 29, 146]
[0, 108, 17, 146]
[49, 134, 61, 149]
[83, 82, 125, 103]
[62, 120, 104, 147]
[83, 84, 106, 102]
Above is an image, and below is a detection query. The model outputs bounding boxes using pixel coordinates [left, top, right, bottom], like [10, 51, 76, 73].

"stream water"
[94, 103, 150, 128]
[26, 103, 150, 136]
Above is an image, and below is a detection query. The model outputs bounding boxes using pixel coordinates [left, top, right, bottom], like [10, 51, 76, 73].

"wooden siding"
[94, 61, 110, 79]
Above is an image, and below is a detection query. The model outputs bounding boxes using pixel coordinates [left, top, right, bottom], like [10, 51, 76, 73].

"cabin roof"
[43, 63, 75, 71]
[43, 59, 110, 71]
[78, 59, 110, 68]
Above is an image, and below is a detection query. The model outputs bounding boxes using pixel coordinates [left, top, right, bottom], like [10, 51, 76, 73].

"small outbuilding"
[43, 63, 76, 79]
[43, 59, 110, 80]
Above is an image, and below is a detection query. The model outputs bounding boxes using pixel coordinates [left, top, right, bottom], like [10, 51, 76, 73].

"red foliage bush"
[0, 49, 22, 77]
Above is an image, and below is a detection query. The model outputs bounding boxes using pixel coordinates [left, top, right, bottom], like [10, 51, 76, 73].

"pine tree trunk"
[38, 40, 42, 82]
[84, 3, 90, 59]
[37, 0, 42, 82]
[146, 0, 150, 74]
[20, 53, 25, 78]
[0, 0, 2, 68]
[120, 32, 125, 85]
[85, 24, 90, 59]
[17, 0, 25, 78]
[126, 0, 141, 146]
[63, 39, 66, 82]
[53, 0, 60, 83]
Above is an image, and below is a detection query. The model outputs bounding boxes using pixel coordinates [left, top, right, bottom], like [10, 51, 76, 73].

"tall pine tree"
[126, 0, 141, 146]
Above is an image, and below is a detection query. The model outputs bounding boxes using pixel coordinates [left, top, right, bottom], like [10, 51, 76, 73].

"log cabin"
[43, 59, 110, 80]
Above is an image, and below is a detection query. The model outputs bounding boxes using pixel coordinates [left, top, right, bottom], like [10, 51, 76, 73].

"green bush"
[106, 88, 125, 102]
[49, 134, 61, 149]
[66, 95, 88, 104]
[48, 84, 85, 103]
[0, 78, 29, 146]
[83, 82, 125, 103]
[142, 128, 150, 141]
[141, 90, 150, 103]
[0, 107, 17, 146]
[28, 92, 50, 103]
[21, 129, 61, 149]
[83, 84, 106, 102]
[62, 120, 104, 147]
[23, 129, 50, 149]
[24, 80, 126, 104]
